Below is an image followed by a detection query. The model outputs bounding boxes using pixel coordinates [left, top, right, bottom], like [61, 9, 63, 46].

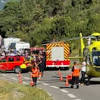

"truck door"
[0, 58, 7, 71]
[7, 57, 15, 70]
[51, 47, 64, 61]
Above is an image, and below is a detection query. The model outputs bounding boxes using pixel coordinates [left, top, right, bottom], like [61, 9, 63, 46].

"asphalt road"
[0, 69, 100, 100]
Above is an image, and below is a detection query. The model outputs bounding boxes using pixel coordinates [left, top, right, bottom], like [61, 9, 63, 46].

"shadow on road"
[41, 79, 62, 83]
[59, 86, 71, 89]
[89, 80, 100, 85]
[45, 67, 69, 71]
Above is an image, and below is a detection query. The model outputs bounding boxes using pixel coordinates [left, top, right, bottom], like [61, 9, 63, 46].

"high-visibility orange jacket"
[32, 67, 39, 77]
[72, 67, 80, 77]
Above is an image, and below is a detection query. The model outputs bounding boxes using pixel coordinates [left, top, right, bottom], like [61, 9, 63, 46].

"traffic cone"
[18, 72, 23, 84]
[60, 74, 63, 81]
[58, 69, 63, 81]
[65, 76, 69, 87]
[58, 69, 61, 76]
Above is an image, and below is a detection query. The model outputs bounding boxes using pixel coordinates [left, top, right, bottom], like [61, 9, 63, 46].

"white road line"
[47, 92, 52, 96]
[2, 74, 6, 76]
[74, 99, 81, 100]
[11, 77, 17, 80]
[38, 87, 42, 89]
[42, 83, 49, 86]
[67, 93, 76, 98]
[23, 81, 28, 85]
[50, 86, 59, 89]
[60, 89, 69, 93]
[24, 77, 30, 80]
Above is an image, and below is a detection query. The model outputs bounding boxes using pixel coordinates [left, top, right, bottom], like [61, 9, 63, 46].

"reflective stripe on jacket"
[32, 67, 39, 77]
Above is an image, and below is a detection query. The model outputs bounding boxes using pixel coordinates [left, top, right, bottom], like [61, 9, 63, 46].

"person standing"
[31, 62, 39, 86]
[81, 60, 87, 85]
[71, 62, 80, 89]
[38, 54, 46, 78]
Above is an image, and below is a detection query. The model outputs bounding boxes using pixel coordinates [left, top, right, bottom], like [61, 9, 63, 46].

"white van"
[10, 42, 30, 51]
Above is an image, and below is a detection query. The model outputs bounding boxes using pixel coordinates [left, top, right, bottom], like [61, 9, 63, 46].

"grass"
[0, 80, 52, 100]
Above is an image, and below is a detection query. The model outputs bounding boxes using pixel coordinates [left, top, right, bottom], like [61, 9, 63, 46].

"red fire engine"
[46, 41, 70, 68]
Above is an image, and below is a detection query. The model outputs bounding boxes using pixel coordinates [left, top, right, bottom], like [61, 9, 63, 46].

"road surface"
[0, 69, 100, 100]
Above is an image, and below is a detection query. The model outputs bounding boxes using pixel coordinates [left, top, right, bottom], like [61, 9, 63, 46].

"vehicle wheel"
[14, 66, 21, 73]
[86, 76, 91, 86]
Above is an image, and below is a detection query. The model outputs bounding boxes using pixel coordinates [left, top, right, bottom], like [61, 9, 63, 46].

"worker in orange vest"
[31, 62, 39, 86]
[71, 62, 80, 89]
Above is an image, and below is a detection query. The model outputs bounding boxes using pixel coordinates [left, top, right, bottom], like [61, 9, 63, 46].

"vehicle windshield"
[91, 36, 100, 41]
[92, 51, 100, 66]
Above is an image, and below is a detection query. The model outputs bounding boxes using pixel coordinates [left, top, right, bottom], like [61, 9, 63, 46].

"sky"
[0, 0, 8, 9]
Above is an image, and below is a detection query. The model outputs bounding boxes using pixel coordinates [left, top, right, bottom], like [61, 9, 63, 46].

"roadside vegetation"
[0, 0, 100, 49]
[0, 80, 52, 100]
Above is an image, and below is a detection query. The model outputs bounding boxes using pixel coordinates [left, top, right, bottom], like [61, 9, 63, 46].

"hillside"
[0, 0, 100, 46]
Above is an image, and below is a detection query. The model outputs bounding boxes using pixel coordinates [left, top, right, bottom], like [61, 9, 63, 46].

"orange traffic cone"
[65, 76, 69, 87]
[58, 69, 63, 81]
[18, 72, 23, 84]
[60, 74, 63, 81]
[58, 69, 61, 76]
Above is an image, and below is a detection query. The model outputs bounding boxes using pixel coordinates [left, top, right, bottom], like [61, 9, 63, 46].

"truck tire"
[14, 66, 21, 73]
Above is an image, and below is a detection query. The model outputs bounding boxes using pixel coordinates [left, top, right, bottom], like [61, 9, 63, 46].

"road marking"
[47, 92, 52, 96]
[67, 93, 76, 98]
[24, 77, 30, 80]
[50, 86, 59, 89]
[23, 81, 28, 85]
[74, 99, 81, 100]
[60, 89, 69, 93]
[11, 77, 17, 80]
[38, 87, 42, 89]
[2, 74, 6, 76]
[42, 83, 49, 86]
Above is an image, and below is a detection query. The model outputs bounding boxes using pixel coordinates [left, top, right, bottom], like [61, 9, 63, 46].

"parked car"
[0, 56, 28, 73]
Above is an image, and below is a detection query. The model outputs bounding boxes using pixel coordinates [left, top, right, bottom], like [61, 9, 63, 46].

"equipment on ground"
[46, 41, 70, 68]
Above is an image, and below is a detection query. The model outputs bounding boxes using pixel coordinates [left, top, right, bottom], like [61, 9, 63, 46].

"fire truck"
[46, 41, 70, 68]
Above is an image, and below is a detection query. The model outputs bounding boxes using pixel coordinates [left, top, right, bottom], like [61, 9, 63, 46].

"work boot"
[71, 85, 73, 88]
[76, 85, 79, 89]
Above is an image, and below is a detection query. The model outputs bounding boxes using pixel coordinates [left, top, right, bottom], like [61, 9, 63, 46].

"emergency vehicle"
[46, 41, 70, 68]
[30, 47, 45, 54]
[0, 56, 29, 73]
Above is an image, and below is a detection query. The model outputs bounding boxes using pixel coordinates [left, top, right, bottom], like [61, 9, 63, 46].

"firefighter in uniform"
[71, 62, 80, 89]
[31, 62, 39, 86]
